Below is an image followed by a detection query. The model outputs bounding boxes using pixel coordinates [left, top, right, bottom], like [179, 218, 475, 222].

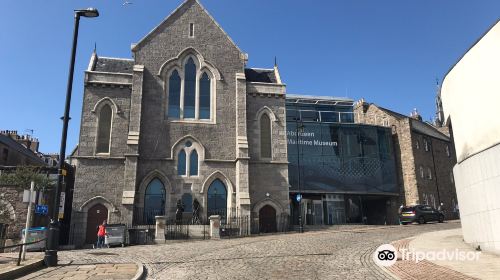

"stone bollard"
[155, 216, 167, 243]
[209, 215, 221, 239]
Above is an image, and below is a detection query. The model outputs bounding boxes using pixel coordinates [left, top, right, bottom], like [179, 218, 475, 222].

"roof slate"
[410, 119, 450, 141]
[0, 134, 46, 165]
[94, 57, 134, 74]
[245, 68, 277, 83]
[373, 104, 450, 141]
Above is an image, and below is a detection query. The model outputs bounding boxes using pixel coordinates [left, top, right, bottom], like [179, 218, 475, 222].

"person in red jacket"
[96, 220, 108, 249]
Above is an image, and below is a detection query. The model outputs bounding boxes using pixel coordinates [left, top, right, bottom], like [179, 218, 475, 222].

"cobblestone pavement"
[17, 263, 138, 280]
[15, 222, 460, 280]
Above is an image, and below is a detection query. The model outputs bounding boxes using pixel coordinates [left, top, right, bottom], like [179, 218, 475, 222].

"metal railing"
[0, 238, 46, 266]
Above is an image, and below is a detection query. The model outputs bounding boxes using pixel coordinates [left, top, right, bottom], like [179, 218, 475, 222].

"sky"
[1, 0, 499, 154]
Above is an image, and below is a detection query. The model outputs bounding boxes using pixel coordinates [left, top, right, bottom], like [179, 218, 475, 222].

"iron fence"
[220, 216, 250, 238]
[133, 207, 165, 225]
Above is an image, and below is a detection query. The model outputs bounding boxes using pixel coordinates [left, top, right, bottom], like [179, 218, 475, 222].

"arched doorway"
[207, 179, 227, 219]
[144, 179, 166, 224]
[259, 205, 277, 233]
[86, 203, 108, 244]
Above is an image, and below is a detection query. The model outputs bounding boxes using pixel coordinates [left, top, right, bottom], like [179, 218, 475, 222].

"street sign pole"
[22, 181, 35, 261]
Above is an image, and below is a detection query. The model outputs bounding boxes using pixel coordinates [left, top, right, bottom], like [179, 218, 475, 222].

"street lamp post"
[44, 8, 99, 267]
[295, 106, 304, 233]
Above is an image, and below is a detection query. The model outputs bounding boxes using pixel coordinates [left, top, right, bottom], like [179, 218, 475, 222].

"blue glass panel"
[199, 73, 211, 119]
[189, 150, 198, 176]
[168, 70, 181, 119]
[178, 150, 186, 175]
[320, 111, 339, 123]
[285, 121, 397, 195]
[184, 58, 196, 118]
[182, 193, 193, 212]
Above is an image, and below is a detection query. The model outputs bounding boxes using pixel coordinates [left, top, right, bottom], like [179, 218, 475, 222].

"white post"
[22, 181, 35, 260]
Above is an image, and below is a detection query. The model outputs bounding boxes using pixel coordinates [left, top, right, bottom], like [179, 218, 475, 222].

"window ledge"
[169, 119, 216, 125]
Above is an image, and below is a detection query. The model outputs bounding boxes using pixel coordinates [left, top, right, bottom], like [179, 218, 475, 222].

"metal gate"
[220, 216, 250, 238]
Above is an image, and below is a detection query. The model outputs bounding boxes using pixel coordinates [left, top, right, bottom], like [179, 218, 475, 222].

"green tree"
[0, 166, 54, 191]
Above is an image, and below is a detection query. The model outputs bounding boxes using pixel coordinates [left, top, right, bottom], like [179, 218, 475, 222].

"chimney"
[410, 108, 422, 121]
[354, 98, 369, 114]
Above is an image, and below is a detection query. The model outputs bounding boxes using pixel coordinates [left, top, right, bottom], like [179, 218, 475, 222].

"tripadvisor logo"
[373, 243, 482, 267]
[373, 244, 397, 267]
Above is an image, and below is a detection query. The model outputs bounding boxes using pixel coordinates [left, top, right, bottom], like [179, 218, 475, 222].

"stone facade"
[354, 101, 459, 220]
[71, 0, 289, 244]
[0, 186, 26, 240]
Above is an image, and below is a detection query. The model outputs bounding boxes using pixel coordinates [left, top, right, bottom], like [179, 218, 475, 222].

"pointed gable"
[131, 0, 243, 55]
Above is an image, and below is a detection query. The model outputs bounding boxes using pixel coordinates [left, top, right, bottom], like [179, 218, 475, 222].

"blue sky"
[1, 0, 499, 153]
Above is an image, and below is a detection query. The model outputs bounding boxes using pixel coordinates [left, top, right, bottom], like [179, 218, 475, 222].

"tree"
[0, 166, 55, 191]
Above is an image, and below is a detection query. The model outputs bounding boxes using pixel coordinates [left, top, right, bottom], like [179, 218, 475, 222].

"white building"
[440, 19, 500, 254]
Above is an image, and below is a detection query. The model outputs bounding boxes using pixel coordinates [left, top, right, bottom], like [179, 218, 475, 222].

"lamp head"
[75, 8, 99, 18]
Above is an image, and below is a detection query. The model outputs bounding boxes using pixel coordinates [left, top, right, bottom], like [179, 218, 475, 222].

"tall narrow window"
[184, 58, 196, 118]
[189, 23, 194, 38]
[168, 70, 181, 118]
[189, 150, 198, 176]
[260, 114, 272, 158]
[96, 104, 112, 154]
[178, 150, 186, 175]
[427, 168, 433, 180]
[199, 73, 211, 119]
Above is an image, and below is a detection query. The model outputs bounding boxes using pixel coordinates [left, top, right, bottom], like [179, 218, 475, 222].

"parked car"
[399, 205, 444, 225]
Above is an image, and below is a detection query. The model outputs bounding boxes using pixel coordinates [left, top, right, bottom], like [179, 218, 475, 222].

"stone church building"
[71, 0, 289, 244]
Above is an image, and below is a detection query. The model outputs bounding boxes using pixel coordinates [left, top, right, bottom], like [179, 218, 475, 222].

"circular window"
[185, 141, 192, 147]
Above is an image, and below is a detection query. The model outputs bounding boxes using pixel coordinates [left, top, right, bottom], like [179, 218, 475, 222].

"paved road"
[54, 222, 459, 279]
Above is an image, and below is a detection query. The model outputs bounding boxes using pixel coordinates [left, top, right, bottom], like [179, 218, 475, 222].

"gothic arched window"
[178, 150, 186, 176]
[207, 179, 227, 218]
[96, 104, 112, 154]
[260, 113, 272, 158]
[199, 72, 211, 119]
[184, 58, 196, 118]
[168, 70, 181, 118]
[190, 150, 198, 176]
[144, 179, 165, 224]
[177, 141, 199, 177]
[166, 56, 214, 121]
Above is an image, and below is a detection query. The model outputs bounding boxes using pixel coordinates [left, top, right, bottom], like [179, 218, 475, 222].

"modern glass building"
[286, 95, 399, 225]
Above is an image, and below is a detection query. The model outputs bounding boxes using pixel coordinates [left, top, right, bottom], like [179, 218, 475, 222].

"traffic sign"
[296, 194, 302, 202]
[35, 205, 48, 215]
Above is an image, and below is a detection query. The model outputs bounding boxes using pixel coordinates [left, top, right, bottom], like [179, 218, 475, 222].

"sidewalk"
[387, 227, 500, 280]
[409, 228, 500, 280]
[0, 251, 144, 280]
[17, 262, 142, 280]
[0, 253, 44, 279]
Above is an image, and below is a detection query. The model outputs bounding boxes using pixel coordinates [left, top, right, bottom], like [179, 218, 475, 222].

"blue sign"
[296, 194, 302, 202]
[35, 205, 48, 215]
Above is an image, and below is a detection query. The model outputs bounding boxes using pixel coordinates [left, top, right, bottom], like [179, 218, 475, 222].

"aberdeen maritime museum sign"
[287, 131, 338, 147]
[286, 122, 398, 195]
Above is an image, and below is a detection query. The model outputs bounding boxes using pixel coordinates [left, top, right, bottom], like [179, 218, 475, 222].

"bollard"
[44, 220, 59, 267]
